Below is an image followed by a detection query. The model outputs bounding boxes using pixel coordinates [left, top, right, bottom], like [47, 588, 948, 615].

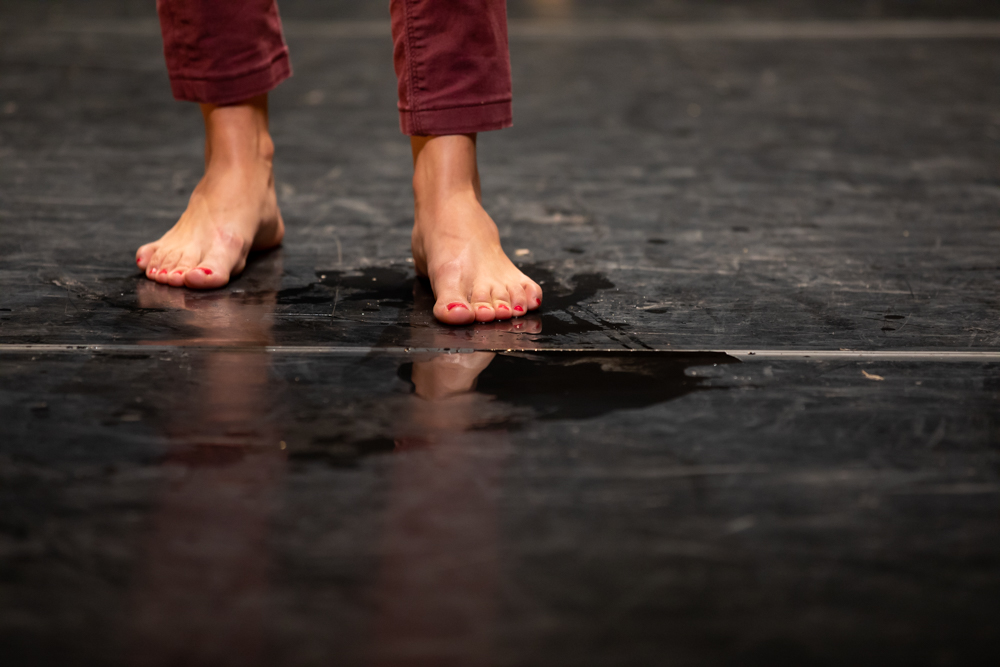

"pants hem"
[399, 99, 512, 136]
[169, 51, 292, 106]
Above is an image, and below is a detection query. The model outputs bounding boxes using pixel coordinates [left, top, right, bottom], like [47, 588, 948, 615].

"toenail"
[198, 268, 213, 276]
[446, 302, 468, 311]
[514, 305, 524, 312]
[478, 306, 490, 311]
[535, 298, 542, 305]
[172, 270, 183, 275]
[158, 269, 167, 275]
[497, 304, 509, 311]
[136, 257, 142, 265]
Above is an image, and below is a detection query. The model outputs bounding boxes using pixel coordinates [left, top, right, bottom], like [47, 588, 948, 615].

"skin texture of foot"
[136, 94, 284, 289]
[410, 134, 543, 325]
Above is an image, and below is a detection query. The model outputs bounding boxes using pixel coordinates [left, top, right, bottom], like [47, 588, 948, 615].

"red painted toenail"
[498, 305, 509, 311]
[199, 268, 213, 276]
[158, 269, 167, 275]
[446, 302, 468, 311]
[514, 306, 524, 312]
[535, 298, 542, 305]
[478, 306, 490, 311]
[136, 257, 142, 265]
[173, 270, 183, 274]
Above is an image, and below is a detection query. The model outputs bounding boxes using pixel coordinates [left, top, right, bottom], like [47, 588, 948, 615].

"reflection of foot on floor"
[396, 351, 497, 450]
[136, 251, 282, 345]
[411, 351, 496, 401]
[135, 94, 284, 290]
[410, 134, 543, 325]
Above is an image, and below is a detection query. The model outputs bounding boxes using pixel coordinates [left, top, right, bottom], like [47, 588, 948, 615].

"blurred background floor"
[1, 1, 999, 665]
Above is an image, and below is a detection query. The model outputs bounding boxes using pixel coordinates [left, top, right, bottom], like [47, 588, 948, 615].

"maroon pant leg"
[157, 0, 292, 105]
[391, 0, 513, 135]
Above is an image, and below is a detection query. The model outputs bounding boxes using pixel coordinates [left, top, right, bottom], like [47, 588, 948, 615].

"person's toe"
[491, 286, 512, 320]
[474, 304, 495, 322]
[523, 279, 543, 311]
[168, 247, 201, 287]
[184, 266, 227, 289]
[136, 243, 157, 270]
[155, 248, 183, 283]
[166, 270, 186, 287]
[431, 283, 475, 325]
[471, 283, 495, 322]
[507, 283, 528, 317]
[145, 247, 169, 280]
[149, 247, 177, 284]
[436, 298, 475, 325]
[428, 263, 475, 324]
[183, 252, 230, 290]
[184, 234, 243, 289]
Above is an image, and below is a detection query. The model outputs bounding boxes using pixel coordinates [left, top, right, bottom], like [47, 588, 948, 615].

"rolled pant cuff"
[169, 51, 292, 106]
[399, 99, 512, 136]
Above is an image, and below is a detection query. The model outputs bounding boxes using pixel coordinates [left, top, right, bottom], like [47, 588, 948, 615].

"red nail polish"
[535, 298, 542, 305]
[514, 306, 524, 312]
[158, 269, 167, 275]
[173, 270, 183, 275]
[446, 302, 467, 311]
[199, 268, 213, 276]
[478, 306, 490, 311]
[498, 304, 509, 311]
[136, 257, 142, 265]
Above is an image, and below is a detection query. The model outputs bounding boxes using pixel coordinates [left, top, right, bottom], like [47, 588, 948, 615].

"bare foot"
[410, 134, 542, 325]
[135, 94, 284, 289]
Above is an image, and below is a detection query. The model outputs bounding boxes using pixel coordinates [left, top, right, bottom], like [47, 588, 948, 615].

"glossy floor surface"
[2, 1, 1000, 665]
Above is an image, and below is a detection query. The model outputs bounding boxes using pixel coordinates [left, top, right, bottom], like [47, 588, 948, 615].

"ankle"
[201, 95, 275, 169]
[251, 129, 275, 164]
[206, 129, 274, 168]
[410, 134, 481, 210]
[413, 172, 477, 213]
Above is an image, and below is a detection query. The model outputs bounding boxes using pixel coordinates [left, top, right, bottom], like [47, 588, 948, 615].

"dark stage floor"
[2, 1, 1000, 665]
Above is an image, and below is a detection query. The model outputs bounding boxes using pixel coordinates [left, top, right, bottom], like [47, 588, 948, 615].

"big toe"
[433, 295, 475, 325]
[136, 243, 156, 270]
[183, 236, 244, 290]
[184, 266, 229, 290]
